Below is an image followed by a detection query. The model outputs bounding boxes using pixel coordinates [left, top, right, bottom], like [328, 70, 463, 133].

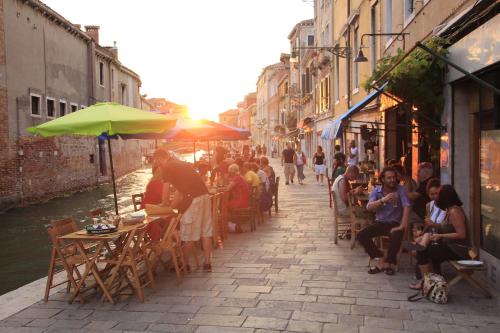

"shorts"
[180, 194, 213, 241]
[314, 164, 325, 175]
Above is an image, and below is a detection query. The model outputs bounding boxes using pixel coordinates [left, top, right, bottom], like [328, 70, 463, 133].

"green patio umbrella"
[27, 102, 177, 214]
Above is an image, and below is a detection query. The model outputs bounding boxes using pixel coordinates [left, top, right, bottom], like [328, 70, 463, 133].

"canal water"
[0, 150, 207, 296]
[0, 167, 152, 296]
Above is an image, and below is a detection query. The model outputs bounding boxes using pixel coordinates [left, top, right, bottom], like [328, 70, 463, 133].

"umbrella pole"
[207, 141, 211, 167]
[107, 137, 119, 215]
[193, 142, 196, 164]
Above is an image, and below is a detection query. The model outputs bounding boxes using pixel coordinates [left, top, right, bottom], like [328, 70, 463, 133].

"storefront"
[444, 12, 500, 290]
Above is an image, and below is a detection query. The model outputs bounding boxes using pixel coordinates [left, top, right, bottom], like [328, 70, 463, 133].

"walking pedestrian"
[281, 143, 296, 185]
[294, 146, 306, 185]
[313, 145, 326, 185]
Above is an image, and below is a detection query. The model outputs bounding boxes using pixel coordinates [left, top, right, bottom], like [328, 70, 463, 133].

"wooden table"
[58, 215, 163, 304]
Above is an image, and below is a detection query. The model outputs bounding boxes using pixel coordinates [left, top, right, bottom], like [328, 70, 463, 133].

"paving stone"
[292, 310, 338, 323]
[234, 279, 269, 286]
[438, 324, 481, 333]
[410, 310, 454, 324]
[302, 302, 350, 315]
[84, 320, 120, 330]
[356, 298, 401, 309]
[383, 308, 411, 320]
[343, 289, 378, 298]
[218, 291, 260, 299]
[0, 318, 32, 327]
[155, 313, 194, 325]
[317, 296, 356, 305]
[377, 291, 409, 301]
[242, 307, 292, 320]
[236, 286, 272, 293]
[198, 306, 243, 315]
[219, 298, 259, 308]
[322, 323, 359, 333]
[242, 316, 289, 330]
[12, 308, 62, 319]
[195, 326, 255, 333]
[190, 314, 246, 327]
[287, 319, 323, 333]
[257, 300, 304, 311]
[168, 305, 201, 314]
[114, 321, 149, 331]
[338, 314, 364, 326]
[48, 319, 89, 329]
[308, 288, 343, 296]
[53, 309, 93, 320]
[302, 281, 346, 289]
[364, 316, 403, 330]
[25, 319, 57, 327]
[350, 305, 385, 317]
[259, 294, 317, 302]
[146, 324, 197, 332]
[403, 320, 440, 333]
[0, 328, 45, 333]
[358, 327, 405, 333]
[211, 284, 238, 291]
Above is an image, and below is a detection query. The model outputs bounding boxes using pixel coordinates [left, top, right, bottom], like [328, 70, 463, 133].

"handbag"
[408, 272, 448, 304]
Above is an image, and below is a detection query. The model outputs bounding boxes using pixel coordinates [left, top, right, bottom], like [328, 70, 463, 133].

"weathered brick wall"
[109, 139, 151, 178]
[16, 135, 98, 204]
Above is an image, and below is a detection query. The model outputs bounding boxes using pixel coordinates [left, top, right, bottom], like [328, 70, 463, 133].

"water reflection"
[0, 168, 152, 296]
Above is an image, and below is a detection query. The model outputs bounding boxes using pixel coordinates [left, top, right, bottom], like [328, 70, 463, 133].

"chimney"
[109, 41, 118, 59]
[85, 25, 100, 44]
[74, 24, 81, 30]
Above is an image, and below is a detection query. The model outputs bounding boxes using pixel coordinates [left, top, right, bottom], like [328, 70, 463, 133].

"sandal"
[384, 267, 395, 276]
[368, 266, 384, 274]
[409, 281, 422, 290]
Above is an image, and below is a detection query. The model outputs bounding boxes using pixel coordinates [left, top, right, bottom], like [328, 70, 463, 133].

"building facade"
[218, 109, 239, 127]
[147, 97, 189, 118]
[0, 0, 150, 209]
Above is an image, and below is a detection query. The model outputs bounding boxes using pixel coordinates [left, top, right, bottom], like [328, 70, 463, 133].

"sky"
[42, 0, 314, 120]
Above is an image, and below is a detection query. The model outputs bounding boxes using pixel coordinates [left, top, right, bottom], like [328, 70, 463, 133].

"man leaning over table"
[356, 166, 411, 276]
[156, 149, 213, 272]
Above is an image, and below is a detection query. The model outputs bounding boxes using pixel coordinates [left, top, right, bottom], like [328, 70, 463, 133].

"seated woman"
[411, 185, 468, 289]
[227, 163, 250, 209]
[141, 165, 170, 240]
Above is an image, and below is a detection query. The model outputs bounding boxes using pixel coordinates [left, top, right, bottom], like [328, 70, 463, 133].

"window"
[404, 0, 415, 21]
[385, 0, 393, 44]
[30, 93, 41, 117]
[59, 100, 67, 117]
[99, 61, 104, 86]
[121, 84, 127, 105]
[353, 24, 359, 90]
[70, 103, 78, 113]
[46, 98, 55, 118]
[320, 76, 331, 112]
[335, 55, 340, 102]
[307, 35, 314, 46]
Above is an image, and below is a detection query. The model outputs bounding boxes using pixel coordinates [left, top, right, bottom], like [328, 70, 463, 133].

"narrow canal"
[0, 168, 152, 296]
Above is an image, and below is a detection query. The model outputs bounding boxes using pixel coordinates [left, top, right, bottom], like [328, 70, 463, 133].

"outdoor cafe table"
[58, 215, 168, 304]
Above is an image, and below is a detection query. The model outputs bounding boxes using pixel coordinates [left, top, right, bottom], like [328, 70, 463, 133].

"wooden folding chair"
[44, 218, 86, 302]
[101, 225, 155, 303]
[327, 174, 333, 208]
[347, 192, 372, 249]
[269, 176, 280, 216]
[145, 215, 187, 281]
[230, 187, 257, 232]
[132, 193, 144, 212]
[331, 191, 353, 245]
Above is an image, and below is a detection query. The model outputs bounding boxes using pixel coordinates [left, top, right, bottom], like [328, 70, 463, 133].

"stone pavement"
[1, 158, 499, 333]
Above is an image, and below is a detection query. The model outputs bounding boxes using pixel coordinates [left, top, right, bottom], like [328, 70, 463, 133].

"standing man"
[407, 162, 434, 224]
[348, 140, 359, 166]
[157, 149, 213, 272]
[281, 143, 296, 185]
[357, 167, 411, 275]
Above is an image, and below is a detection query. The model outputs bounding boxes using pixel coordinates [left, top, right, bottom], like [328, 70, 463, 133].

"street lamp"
[354, 33, 410, 63]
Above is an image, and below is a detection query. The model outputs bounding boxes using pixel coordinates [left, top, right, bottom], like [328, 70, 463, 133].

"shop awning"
[321, 83, 387, 140]
[340, 82, 387, 123]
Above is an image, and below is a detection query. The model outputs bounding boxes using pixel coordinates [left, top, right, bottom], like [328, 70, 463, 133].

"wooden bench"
[448, 260, 492, 298]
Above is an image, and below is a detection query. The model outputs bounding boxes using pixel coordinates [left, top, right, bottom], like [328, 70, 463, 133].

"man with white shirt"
[348, 140, 359, 166]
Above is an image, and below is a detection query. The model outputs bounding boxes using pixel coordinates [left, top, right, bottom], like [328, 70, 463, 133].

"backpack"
[408, 272, 448, 304]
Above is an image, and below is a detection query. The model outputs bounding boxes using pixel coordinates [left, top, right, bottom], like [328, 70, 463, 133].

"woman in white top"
[424, 178, 446, 225]
[293, 147, 306, 185]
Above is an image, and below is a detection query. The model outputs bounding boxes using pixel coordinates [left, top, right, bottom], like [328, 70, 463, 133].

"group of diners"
[333, 159, 469, 288]
[139, 146, 276, 272]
